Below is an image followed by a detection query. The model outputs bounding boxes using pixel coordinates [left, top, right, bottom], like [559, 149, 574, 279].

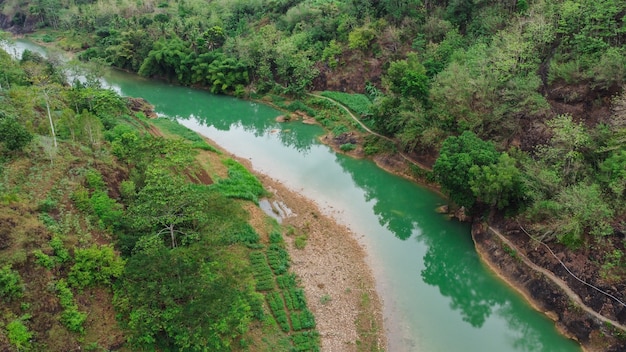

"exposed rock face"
[472, 223, 626, 352]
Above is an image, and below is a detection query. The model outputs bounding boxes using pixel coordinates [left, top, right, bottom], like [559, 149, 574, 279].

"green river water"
[9, 40, 582, 352]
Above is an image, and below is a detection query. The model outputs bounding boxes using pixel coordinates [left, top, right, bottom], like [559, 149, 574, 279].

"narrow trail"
[310, 92, 626, 334]
[487, 226, 626, 332]
[307, 93, 432, 171]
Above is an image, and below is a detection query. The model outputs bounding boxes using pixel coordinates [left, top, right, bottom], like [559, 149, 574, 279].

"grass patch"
[320, 91, 372, 117]
[151, 118, 218, 152]
[215, 159, 268, 203]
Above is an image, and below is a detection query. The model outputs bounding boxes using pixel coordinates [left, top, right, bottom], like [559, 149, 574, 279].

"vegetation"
[3, 0, 626, 347]
[0, 46, 318, 351]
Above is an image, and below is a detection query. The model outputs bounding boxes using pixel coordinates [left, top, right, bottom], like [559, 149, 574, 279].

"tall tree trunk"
[43, 90, 57, 148]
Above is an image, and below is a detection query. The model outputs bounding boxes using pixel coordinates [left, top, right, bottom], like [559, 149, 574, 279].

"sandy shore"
[255, 174, 386, 351]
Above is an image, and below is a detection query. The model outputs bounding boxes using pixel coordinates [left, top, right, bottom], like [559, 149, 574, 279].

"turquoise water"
[7, 40, 582, 352]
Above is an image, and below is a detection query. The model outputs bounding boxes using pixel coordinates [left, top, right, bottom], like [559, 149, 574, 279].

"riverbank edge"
[309, 96, 626, 351]
[199, 136, 387, 352]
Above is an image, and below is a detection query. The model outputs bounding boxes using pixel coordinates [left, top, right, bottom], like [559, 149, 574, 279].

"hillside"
[0, 47, 388, 351]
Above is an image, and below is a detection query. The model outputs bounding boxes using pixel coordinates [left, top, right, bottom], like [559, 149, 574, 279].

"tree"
[433, 131, 500, 209]
[115, 240, 259, 350]
[0, 115, 33, 152]
[469, 152, 523, 209]
[127, 166, 211, 248]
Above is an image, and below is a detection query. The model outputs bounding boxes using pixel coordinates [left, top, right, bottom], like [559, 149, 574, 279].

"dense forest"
[2, 0, 626, 350]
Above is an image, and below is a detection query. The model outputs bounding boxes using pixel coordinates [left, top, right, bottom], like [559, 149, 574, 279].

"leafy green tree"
[127, 166, 211, 248]
[434, 131, 500, 209]
[469, 152, 523, 209]
[115, 240, 258, 351]
[0, 115, 33, 153]
[384, 52, 430, 105]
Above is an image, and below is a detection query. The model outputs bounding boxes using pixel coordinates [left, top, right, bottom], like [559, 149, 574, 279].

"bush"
[68, 245, 125, 289]
[33, 250, 56, 269]
[0, 116, 33, 153]
[7, 316, 32, 350]
[0, 265, 23, 301]
[56, 279, 86, 333]
[84, 169, 107, 191]
[50, 236, 71, 263]
[340, 143, 356, 152]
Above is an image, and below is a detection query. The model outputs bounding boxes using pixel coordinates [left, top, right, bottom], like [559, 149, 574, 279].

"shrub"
[33, 250, 56, 269]
[340, 143, 356, 152]
[0, 265, 23, 301]
[84, 169, 106, 191]
[7, 316, 32, 350]
[50, 236, 71, 263]
[56, 279, 86, 333]
[68, 245, 125, 289]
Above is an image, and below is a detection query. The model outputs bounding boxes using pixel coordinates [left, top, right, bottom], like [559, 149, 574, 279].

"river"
[6, 39, 581, 352]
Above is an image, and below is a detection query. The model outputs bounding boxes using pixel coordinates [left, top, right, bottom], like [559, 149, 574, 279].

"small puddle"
[259, 198, 294, 223]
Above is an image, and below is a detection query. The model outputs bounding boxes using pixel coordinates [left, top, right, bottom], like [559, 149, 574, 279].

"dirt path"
[308, 93, 432, 171]
[486, 226, 626, 332]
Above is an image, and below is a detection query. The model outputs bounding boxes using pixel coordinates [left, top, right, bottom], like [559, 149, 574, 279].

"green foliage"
[283, 288, 307, 311]
[128, 166, 213, 248]
[68, 245, 125, 289]
[222, 222, 260, 245]
[84, 169, 107, 191]
[49, 236, 71, 263]
[215, 159, 267, 203]
[0, 265, 24, 302]
[56, 279, 87, 333]
[321, 40, 343, 68]
[267, 244, 290, 275]
[267, 291, 290, 332]
[434, 131, 500, 209]
[290, 309, 316, 331]
[6, 315, 33, 350]
[151, 118, 217, 151]
[291, 331, 320, 352]
[320, 91, 372, 117]
[276, 273, 297, 289]
[269, 230, 283, 244]
[250, 251, 274, 291]
[115, 242, 256, 350]
[348, 25, 376, 51]
[340, 143, 357, 152]
[0, 116, 33, 153]
[89, 190, 123, 229]
[469, 153, 523, 209]
[33, 249, 56, 269]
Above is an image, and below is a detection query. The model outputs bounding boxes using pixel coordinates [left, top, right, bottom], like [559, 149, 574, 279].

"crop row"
[267, 244, 290, 275]
[290, 309, 316, 331]
[250, 252, 275, 291]
[276, 273, 297, 289]
[267, 291, 290, 332]
[284, 288, 307, 311]
[291, 331, 320, 352]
